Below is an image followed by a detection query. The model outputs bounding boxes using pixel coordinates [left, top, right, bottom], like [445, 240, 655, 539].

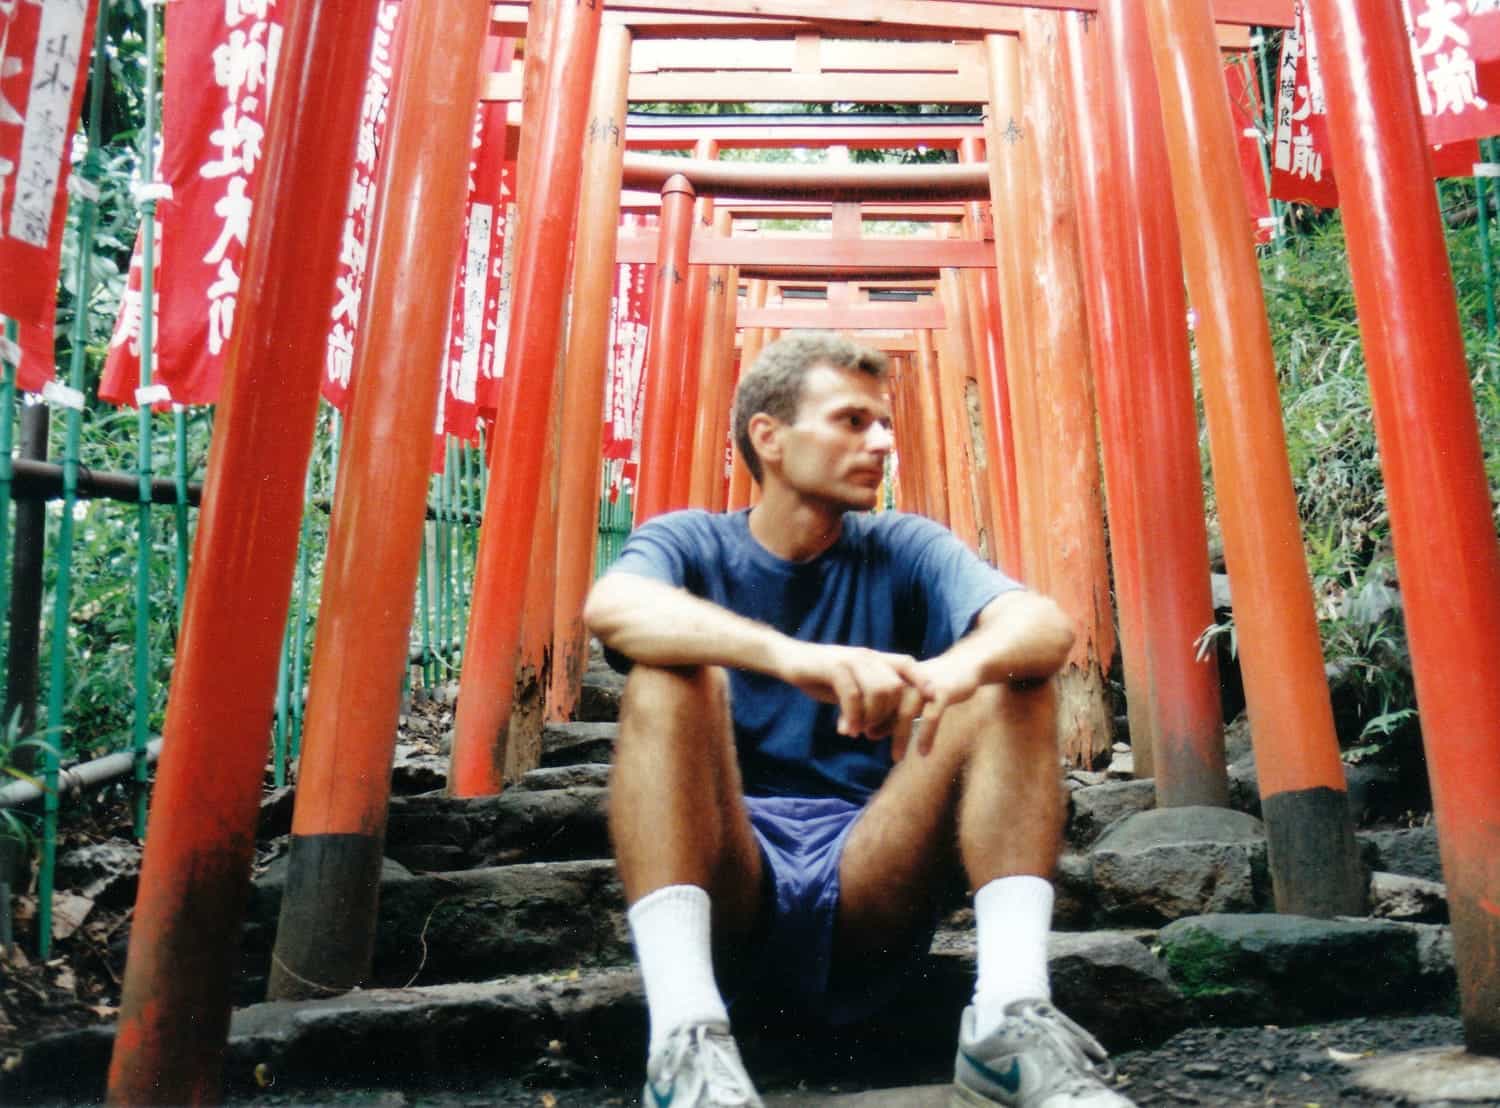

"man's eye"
[847, 414, 866, 429]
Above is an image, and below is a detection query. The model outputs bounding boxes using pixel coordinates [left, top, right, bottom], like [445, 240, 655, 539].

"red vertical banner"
[323, 0, 403, 413]
[602, 250, 655, 490]
[99, 221, 161, 404]
[1270, 2, 1339, 207]
[0, 0, 100, 392]
[1403, 0, 1500, 145]
[149, 1, 285, 405]
[1223, 53, 1275, 244]
[1273, 0, 1492, 209]
[441, 35, 515, 444]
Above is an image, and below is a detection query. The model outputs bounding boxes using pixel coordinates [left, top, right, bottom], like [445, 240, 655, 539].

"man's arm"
[584, 571, 926, 741]
[908, 589, 1076, 753]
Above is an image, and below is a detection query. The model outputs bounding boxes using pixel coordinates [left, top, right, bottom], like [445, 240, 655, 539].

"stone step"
[542, 720, 618, 766]
[4, 918, 1457, 1105]
[239, 859, 630, 1001]
[383, 780, 610, 871]
[245, 818, 1448, 1005]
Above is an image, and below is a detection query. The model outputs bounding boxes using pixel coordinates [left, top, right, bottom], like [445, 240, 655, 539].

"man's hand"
[774, 640, 927, 746]
[903, 590, 1077, 756]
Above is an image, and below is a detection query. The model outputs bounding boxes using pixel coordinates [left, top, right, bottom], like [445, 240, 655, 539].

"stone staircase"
[1, 659, 1460, 1104]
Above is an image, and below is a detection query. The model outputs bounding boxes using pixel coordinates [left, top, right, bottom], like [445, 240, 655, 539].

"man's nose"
[867, 422, 895, 453]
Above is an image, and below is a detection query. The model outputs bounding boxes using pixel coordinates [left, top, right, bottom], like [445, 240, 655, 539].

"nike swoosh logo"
[962, 1050, 1023, 1094]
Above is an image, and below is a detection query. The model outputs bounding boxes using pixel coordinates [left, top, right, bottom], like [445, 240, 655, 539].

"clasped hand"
[775, 640, 980, 760]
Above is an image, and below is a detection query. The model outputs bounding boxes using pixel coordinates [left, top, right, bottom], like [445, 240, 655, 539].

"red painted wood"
[633, 177, 697, 523]
[1310, 0, 1500, 1052]
[613, 232, 994, 269]
[106, 1, 384, 1101]
[449, 0, 602, 797]
[550, 25, 633, 723]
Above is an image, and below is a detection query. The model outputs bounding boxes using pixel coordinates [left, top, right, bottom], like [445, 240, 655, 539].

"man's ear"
[747, 411, 782, 471]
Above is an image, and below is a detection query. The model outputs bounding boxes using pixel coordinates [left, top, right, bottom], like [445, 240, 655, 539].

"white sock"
[972, 875, 1055, 1040]
[627, 884, 730, 1056]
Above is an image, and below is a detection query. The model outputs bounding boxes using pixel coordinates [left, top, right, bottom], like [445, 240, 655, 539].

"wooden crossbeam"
[738, 302, 947, 329]
[490, 0, 1293, 37]
[606, 0, 1290, 29]
[484, 26, 1255, 103]
[623, 120, 988, 150]
[617, 232, 992, 268]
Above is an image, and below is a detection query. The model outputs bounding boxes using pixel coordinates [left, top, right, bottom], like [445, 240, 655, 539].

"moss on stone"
[1161, 928, 1244, 999]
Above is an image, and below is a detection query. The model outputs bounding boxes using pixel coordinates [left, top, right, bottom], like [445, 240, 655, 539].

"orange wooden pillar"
[706, 262, 740, 511]
[509, 1, 562, 750]
[1019, 11, 1115, 768]
[888, 353, 923, 516]
[974, 266, 1023, 576]
[956, 147, 1021, 576]
[1144, 0, 1364, 916]
[983, 35, 1046, 592]
[958, 136, 1023, 577]
[1058, 12, 1156, 779]
[512, 368, 561, 760]
[912, 330, 951, 528]
[267, 0, 490, 999]
[935, 266, 983, 552]
[1309, 0, 1500, 1050]
[105, 1, 383, 1101]
[448, 0, 602, 798]
[726, 279, 767, 512]
[634, 176, 697, 524]
[548, 23, 632, 723]
[688, 210, 735, 509]
[668, 140, 718, 510]
[1103, 0, 1223, 803]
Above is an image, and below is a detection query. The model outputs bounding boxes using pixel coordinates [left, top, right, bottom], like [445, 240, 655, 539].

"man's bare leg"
[835, 680, 1063, 966]
[609, 663, 765, 1062]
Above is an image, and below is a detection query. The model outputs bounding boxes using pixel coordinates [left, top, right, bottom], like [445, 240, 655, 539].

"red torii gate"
[105, 3, 1500, 1104]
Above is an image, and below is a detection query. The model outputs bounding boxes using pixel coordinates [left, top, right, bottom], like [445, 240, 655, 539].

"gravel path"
[232, 1012, 1484, 1107]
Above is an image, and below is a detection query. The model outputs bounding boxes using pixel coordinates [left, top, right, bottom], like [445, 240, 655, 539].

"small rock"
[258, 786, 296, 840]
[55, 842, 141, 907]
[1182, 1062, 1223, 1078]
[1358, 826, 1444, 884]
[50, 892, 94, 942]
[1068, 779, 1155, 849]
[1368, 871, 1448, 923]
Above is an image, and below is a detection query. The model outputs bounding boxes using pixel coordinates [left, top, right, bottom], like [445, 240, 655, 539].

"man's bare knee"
[620, 663, 729, 727]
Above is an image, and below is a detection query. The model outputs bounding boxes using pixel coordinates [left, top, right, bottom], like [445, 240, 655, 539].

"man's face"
[771, 364, 895, 511]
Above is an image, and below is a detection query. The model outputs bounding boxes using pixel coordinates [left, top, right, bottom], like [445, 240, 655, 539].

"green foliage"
[1249, 206, 1500, 768]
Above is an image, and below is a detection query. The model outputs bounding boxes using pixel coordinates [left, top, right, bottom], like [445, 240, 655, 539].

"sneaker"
[644, 1021, 764, 1107]
[951, 999, 1136, 1107]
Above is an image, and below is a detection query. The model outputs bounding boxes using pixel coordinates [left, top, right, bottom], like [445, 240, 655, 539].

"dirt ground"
[220, 1013, 1476, 1107]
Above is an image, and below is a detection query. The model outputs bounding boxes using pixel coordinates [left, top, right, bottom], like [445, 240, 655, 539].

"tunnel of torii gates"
[99, 0, 1500, 1102]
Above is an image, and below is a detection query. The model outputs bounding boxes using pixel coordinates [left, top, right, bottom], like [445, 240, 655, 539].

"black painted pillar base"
[1261, 785, 1368, 918]
[266, 832, 385, 1001]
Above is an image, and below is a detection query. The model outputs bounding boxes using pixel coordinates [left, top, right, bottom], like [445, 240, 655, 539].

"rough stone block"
[54, 842, 142, 908]
[576, 671, 625, 724]
[1358, 825, 1443, 883]
[542, 721, 618, 766]
[1067, 779, 1156, 848]
[1368, 870, 1448, 923]
[1089, 808, 1270, 924]
[1157, 913, 1437, 1025]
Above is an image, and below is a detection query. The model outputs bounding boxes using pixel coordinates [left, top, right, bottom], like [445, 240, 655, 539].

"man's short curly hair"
[731, 332, 888, 484]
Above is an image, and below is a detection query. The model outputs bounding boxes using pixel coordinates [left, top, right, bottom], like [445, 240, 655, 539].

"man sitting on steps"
[585, 332, 1134, 1108]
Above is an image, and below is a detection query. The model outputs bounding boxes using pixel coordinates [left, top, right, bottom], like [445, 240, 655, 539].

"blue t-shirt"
[604, 509, 1021, 802]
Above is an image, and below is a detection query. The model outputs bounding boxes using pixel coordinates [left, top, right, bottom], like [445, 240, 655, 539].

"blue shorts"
[726, 795, 933, 1025]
